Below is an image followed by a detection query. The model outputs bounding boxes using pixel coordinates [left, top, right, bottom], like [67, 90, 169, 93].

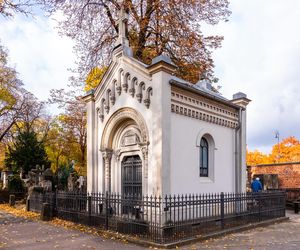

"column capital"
[101, 149, 113, 161]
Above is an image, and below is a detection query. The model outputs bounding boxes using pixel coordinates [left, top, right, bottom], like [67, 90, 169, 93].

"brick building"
[247, 162, 300, 189]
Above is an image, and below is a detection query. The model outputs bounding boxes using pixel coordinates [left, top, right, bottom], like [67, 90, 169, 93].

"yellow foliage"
[269, 136, 300, 163]
[246, 150, 270, 166]
[84, 66, 107, 92]
[247, 136, 300, 166]
[0, 142, 6, 171]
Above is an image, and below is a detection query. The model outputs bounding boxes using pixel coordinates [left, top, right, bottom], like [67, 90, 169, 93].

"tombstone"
[2, 170, 13, 189]
[40, 179, 52, 192]
[77, 176, 84, 192]
[43, 168, 53, 182]
[40, 168, 53, 192]
[9, 195, 15, 206]
[67, 173, 76, 191]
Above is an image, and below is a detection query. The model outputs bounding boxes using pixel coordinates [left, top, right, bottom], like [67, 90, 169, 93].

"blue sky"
[1, 0, 300, 153]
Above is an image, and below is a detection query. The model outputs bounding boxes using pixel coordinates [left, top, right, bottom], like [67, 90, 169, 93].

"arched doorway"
[100, 108, 149, 194]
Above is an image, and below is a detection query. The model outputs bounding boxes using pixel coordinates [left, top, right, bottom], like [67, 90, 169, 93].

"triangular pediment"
[93, 48, 153, 122]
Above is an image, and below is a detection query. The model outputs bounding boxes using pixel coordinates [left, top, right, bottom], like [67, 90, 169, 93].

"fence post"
[258, 193, 261, 222]
[105, 191, 109, 230]
[88, 195, 92, 226]
[282, 191, 286, 217]
[9, 194, 15, 206]
[220, 192, 225, 229]
[52, 191, 56, 217]
[26, 197, 30, 211]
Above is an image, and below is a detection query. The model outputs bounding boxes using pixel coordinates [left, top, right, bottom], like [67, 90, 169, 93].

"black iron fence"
[28, 190, 286, 244]
[0, 190, 26, 203]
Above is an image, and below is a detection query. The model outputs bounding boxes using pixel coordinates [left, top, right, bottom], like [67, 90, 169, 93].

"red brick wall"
[248, 163, 300, 189]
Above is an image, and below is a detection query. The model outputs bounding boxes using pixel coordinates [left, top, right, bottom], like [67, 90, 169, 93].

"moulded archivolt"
[101, 107, 149, 150]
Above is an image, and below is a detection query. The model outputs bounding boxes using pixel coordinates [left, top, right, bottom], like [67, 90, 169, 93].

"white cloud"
[0, 12, 76, 109]
[205, 0, 300, 153]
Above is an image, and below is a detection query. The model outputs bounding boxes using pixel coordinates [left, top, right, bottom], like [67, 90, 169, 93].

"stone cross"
[115, 1, 129, 47]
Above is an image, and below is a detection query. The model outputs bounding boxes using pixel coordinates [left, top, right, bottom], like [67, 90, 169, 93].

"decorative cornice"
[171, 89, 239, 129]
[170, 79, 241, 110]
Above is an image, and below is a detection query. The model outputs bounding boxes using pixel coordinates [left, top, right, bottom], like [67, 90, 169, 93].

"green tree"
[5, 130, 50, 174]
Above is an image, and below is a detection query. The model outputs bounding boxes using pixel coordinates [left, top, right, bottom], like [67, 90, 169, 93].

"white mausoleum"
[83, 9, 250, 196]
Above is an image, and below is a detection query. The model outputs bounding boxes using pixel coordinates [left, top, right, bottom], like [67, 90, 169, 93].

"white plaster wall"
[170, 113, 236, 194]
[92, 58, 165, 195]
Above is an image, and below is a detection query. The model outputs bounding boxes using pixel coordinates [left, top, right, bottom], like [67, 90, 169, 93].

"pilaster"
[231, 93, 251, 193]
[82, 91, 96, 193]
[148, 55, 176, 196]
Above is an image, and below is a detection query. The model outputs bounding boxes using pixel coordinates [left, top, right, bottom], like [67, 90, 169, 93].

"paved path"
[184, 210, 300, 250]
[0, 210, 139, 250]
[0, 209, 300, 249]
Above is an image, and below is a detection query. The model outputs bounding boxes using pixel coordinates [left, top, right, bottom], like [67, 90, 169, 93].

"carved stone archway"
[100, 107, 149, 193]
[101, 107, 149, 150]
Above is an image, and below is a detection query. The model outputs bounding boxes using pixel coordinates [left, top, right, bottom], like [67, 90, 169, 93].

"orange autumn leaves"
[247, 136, 300, 166]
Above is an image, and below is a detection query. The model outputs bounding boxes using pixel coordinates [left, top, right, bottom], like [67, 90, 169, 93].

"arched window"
[200, 137, 209, 177]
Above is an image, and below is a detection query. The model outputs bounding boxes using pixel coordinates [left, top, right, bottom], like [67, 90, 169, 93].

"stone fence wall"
[247, 162, 300, 189]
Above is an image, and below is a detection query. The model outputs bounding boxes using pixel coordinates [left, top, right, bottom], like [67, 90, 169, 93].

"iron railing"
[28, 190, 286, 244]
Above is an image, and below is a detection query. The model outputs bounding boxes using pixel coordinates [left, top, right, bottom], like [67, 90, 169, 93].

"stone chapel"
[83, 7, 250, 197]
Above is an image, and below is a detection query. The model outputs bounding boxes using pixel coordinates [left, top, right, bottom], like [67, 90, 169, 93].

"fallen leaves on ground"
[0, 204, 39, 220]
[0, 204, 129, 244]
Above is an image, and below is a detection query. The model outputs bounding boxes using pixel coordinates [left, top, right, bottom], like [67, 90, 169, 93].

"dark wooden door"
[122, 155, 142, 196]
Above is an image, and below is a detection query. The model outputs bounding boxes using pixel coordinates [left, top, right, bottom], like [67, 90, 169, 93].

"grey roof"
[169, 76, 241, 110]
[151, 54, 176, 66]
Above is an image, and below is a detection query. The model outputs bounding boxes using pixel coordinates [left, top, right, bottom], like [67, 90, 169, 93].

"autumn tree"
[247, 136, 300, 166]
[85, 66, 108, 92]
[48, 89, 87, 176]
[0, 43, 22, 140]
[246, 149, 270, 166]
[269, 136, 300, 163]
[45, 118, 68, 173]
[40, 0, 230, 85]
[0, 43, 48, 143]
